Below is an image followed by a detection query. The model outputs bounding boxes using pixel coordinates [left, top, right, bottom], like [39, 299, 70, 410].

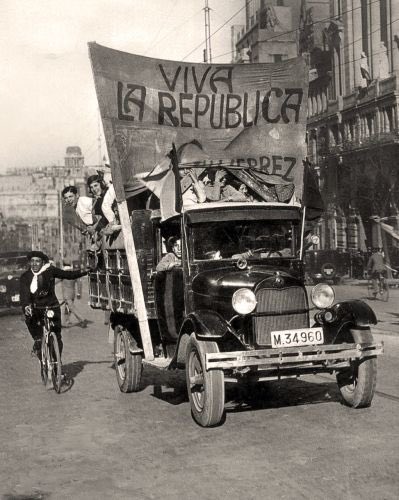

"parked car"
[304, 249, 351, 284]
[0, 252, 28, 314]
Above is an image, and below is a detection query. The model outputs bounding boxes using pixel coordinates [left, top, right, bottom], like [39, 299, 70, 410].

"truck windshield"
[191, 220, 298, 260]
[0, 257, 27, 273]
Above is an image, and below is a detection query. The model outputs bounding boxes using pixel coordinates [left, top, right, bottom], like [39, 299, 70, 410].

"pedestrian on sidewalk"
[367, 247, 386, 297]
[61, 263, 89, 328]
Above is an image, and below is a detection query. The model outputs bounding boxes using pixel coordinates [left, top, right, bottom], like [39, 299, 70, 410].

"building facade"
[303, 0, 399, 258]
[0, 147, 100, 265]
[234, 0, 399, 265]
[235, 0, 301, 63]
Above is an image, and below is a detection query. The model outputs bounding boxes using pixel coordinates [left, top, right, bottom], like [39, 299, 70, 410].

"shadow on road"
[142, 366, 188, 405]
[143, 366, 341, 412]
[62, 359, 111, 384]
[225, 378, 341, 414]
[2, 492, 50, 500]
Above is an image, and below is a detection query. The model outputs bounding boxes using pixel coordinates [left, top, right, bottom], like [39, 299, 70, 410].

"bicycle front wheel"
[367, 279, 375, 300]
[40, 338, 48, 386]
[49, 332, 62, 393]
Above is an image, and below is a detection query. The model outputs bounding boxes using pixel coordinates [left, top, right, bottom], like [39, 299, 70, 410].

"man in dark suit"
[20, 251, 88, 358]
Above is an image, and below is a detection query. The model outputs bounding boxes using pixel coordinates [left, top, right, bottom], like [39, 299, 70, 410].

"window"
[360, 0, 369, 56]
[380, 0, 388, 49]
[192, 220, 298, 261]
[273, 54, 283, 63]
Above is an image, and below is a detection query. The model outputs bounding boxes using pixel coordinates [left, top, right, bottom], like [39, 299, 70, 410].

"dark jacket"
[20, 265, 87, 311]
[367, 252, 385, 273]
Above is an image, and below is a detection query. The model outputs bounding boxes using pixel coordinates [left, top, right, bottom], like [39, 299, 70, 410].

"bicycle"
[367, 271, 389, 302]
[33, 302, 65, 393]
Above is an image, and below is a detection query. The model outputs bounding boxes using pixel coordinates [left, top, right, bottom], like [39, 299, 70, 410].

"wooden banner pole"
[118, 199, 154, 360]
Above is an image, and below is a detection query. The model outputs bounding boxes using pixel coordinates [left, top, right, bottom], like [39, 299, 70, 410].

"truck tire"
[114, 326, 142, 393]
[185, 334, 225, 427]
[321, 262, 336, 280]
[336, 357, 377, 408]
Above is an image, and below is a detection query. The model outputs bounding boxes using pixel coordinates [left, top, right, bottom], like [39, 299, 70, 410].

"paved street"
[1, 282, 398, 500]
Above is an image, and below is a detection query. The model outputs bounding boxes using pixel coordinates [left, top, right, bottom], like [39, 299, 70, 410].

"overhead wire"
[181, 1, 248, 61]
[144, 6, 203, 56]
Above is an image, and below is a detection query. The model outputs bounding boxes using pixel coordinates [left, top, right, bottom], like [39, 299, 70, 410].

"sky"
[0, 0, 244, 172]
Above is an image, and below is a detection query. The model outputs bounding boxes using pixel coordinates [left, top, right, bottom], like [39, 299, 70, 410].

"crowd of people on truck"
[181, 167, 258, 205]
[62, 171, 121, 252]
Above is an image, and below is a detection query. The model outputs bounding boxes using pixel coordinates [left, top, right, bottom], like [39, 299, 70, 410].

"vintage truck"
[88, 43, 383, 426]
[0, 251, 27, 314]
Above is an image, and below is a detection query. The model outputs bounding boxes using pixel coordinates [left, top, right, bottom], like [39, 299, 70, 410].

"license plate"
[271, 327, 324, 348]
[11, 294, 20, 302]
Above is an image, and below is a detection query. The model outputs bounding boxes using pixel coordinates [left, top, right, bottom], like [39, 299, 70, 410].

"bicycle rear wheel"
[381, 280, 389, 302]
[40, 339, 48, 386]
[49, 332, 62, 393]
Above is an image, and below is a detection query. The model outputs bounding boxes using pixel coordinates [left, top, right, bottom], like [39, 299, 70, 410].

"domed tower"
[64, 146, 84, 169]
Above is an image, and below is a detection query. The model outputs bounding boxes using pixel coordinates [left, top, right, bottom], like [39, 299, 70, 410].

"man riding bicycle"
[367, 247, 386, 298]
[20, 251, 88, 358]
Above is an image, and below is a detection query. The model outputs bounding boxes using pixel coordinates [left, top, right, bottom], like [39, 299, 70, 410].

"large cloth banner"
[89, 43, 309, 201]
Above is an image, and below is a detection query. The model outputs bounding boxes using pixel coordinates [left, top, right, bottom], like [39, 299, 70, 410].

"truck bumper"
[205, 342, 384, 373]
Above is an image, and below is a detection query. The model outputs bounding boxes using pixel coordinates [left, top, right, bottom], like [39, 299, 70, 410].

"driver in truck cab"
[156, 237, 181, 272]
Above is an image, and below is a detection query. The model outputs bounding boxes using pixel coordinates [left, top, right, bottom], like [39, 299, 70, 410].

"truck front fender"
[331, 300, 377, 327]
[171, 310, 235, 369]
[318, 300, 377, 344]
[180, 310, 232, 340]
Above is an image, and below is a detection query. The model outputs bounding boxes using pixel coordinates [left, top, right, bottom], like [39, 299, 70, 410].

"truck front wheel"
[336, 357, 377, 408]
[114, 326, 142, 393]
[186, 334, 225, 427]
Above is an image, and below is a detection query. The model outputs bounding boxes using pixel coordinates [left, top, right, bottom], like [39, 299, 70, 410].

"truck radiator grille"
[253, 286, 308, 347]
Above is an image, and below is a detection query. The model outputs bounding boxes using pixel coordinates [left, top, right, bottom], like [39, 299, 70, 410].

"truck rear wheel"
[336, 357, 377, 408]
[185, 334, 225, 427]
[114, 326, 142, 393]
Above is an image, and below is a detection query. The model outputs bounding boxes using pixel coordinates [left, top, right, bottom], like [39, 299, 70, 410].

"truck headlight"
[311, 283, 335, 309]
[46, 310, 55, 318]
[232, 288, 257, 315]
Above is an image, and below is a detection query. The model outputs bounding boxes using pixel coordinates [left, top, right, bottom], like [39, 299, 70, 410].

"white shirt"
[101, 184, 117, 223]
[76, 196, 93, 226]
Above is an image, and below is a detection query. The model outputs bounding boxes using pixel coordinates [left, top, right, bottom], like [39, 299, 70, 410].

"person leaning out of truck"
[156, 237, 181, 272]
[87, 172, 120, 236]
